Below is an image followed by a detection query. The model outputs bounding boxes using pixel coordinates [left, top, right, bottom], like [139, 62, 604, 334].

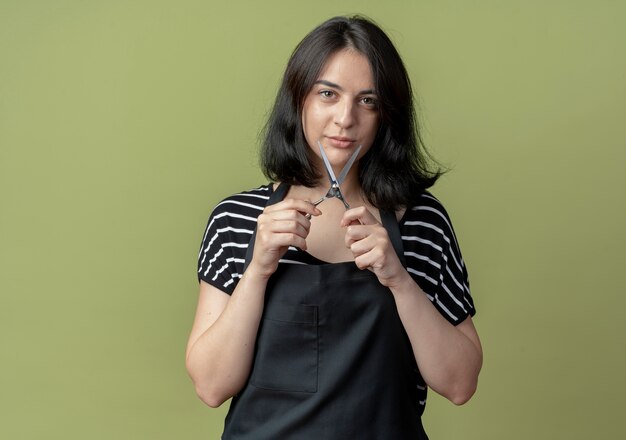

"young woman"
[186, 15, 482, 439]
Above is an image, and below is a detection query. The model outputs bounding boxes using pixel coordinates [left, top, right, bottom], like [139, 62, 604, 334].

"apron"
[222, 183, 428, 440]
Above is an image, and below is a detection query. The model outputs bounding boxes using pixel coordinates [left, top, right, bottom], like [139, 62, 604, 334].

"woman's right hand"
[187, 198, 320, 407]
[248, 199, 321, 279]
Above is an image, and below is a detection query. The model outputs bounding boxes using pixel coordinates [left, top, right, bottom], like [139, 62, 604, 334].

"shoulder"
[400, 191, 474, 324]
[199, 183, 273, 257]
[399, 190, 462, 263]
[204, 184, 272, 231]
[401, 191, 459, 241]
[197, 184, 273, 291]
[210, 184, 273, 219]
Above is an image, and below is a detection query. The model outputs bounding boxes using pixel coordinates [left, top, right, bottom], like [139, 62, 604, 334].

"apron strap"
[267, 181, 290, 206]
[243, 182, 406, 270]
[380, 209, 407, 268]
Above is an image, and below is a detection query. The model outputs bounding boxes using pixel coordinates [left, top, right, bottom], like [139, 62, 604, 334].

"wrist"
[387, 270, 417, 296]
[244, 261, 274, 283]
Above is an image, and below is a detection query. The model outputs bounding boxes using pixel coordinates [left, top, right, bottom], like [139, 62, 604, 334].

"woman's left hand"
[343, 206, 482, 405]
[341, 206, 410, 288]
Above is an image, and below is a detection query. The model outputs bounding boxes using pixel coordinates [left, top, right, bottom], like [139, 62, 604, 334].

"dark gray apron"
[222, 183, 428, 439]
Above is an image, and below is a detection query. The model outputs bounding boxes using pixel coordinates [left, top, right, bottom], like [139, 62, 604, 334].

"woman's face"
[301, 49, 380, 177]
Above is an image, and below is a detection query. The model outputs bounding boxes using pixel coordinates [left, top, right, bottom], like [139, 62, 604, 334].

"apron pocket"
[250, 303, 318, 393]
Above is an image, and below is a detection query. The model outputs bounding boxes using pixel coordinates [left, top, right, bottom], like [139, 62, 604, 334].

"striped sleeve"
[197, 185, 271, 294]
[401, 192, 475, 325]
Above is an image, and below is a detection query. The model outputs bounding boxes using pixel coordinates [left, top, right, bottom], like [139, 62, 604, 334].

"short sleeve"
[401, 192, 475, 325]
[197, 185, 271, 294]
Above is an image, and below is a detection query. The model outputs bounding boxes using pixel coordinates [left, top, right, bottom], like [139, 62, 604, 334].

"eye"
[319, 90, 336, 99]
[360, 96, 378, 107]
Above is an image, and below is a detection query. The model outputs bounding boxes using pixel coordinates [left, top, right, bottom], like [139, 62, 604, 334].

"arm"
[342, 206, 482, 405]
[386, 275, 482, 405]
[185, 199, 320, 407]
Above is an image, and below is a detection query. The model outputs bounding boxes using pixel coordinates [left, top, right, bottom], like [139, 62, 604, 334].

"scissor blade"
[318, 141, 338, 183]
[336, 144, 362, 185]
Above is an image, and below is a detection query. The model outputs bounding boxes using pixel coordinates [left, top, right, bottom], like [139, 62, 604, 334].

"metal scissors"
[310, 140, 362, 210]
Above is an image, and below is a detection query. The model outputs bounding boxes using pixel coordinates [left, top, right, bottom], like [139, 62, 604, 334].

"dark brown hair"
[260, 15, 442, 210]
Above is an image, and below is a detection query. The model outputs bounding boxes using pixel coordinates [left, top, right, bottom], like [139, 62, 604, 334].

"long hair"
[260, 15, 443, 211]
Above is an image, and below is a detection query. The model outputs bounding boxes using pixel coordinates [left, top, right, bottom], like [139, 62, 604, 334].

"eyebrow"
[314, 80, 376, 95]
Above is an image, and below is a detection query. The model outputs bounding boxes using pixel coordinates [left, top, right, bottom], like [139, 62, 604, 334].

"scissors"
[310, 140, 362, 211]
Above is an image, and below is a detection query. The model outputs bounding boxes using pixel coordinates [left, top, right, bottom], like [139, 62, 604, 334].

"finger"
[348, 233, 377, 257]
[259, 209, 312, 235]
[344, 224, 373, 247]
[257, 219, 310, 249]
[265, 198, 322, 217]
[267, 219, 309, 238]
[273, 232, 308, 251]
[257, 231, 308, 251]
[353, 248, 390, 272]
[266, 209, 311, 227]
[354, 250, 381, 271]
[354, 249, 406, 286]
[341, 205, 379, 227]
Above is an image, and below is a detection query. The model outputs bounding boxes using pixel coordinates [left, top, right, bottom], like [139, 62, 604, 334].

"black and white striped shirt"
[198, 184, 475, 325]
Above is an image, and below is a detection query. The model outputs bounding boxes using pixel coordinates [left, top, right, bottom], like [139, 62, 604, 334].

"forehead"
[317, 49, 375, 88]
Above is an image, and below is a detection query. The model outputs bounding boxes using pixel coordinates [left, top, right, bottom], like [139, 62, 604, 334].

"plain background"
[1, 0, 625, 438]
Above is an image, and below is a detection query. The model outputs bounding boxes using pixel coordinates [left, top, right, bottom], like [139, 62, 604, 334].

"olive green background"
[1, 0, 624, 439]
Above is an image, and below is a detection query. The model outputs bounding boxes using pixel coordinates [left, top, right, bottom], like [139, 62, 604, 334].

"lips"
[326, 136, 356, 148]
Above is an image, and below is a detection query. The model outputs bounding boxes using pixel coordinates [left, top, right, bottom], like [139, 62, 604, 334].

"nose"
[334, 99, 355, 128]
